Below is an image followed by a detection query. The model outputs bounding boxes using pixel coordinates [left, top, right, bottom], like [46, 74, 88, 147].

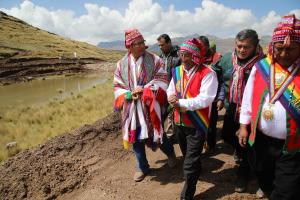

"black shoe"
[234, 177, 248, 193]
[256, 188, 271, 199]
[233, 149, 242, 164]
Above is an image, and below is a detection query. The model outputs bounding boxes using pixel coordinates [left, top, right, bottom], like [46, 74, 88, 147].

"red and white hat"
[272, 14, 300, 45]
[124, 28, 144, 49]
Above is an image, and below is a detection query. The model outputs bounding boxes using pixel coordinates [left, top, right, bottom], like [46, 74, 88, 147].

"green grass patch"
[0, 80, 114, 162]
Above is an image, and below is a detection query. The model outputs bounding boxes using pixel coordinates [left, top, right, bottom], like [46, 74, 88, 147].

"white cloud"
[251, 11, 281, 37]
[1, 0, 298, 45]
[289, 9, 300, 18]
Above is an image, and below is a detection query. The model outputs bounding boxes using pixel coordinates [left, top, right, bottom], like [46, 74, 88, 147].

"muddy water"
[0, 72, 109, 107]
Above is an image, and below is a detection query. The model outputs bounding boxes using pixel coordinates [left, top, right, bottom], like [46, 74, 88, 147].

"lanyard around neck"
[268, 61, 300, 104]
[180, 65, 198, 98]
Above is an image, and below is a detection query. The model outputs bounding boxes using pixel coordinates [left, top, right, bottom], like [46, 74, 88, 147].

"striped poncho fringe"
[113, 51, 168, 149]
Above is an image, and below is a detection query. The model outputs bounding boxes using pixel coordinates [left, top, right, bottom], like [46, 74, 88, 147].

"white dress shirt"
[130, 54, 142, 88]
[239, 66, 291, 139]
[167, 65, 218, 111]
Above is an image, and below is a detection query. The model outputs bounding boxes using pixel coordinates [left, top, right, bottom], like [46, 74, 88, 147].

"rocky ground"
[0, 111, 267, 200]
[0, 59, 116, 85]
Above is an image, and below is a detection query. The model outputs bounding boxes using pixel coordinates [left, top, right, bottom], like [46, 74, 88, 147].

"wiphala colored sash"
[255, 56, 300, 153]
[173, 65, 209, 134]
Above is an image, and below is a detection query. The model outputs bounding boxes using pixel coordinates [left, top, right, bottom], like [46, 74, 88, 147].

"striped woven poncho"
[113, 51, 168, 149]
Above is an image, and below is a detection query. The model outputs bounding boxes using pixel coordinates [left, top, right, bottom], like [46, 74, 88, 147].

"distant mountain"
[98, 40, 125, 50]
[97, 34, 271, 55]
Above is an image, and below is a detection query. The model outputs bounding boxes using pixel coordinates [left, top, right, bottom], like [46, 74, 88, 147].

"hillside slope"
[0, 11, 123, 81]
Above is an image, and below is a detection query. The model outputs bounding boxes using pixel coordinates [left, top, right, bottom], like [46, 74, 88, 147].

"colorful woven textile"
[125, 28, 144, 49]
[113, 51, 168, 149]
[249, 56, 300, 153]
[180, 38, 206, 66]
[172, 64, 211, 134]
[272, 14, 300, 45]
[229, 45, 264, 108]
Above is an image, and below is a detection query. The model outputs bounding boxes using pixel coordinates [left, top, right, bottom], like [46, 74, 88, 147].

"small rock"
[43, 184, 51, 194]
[6, 141, 18, 150]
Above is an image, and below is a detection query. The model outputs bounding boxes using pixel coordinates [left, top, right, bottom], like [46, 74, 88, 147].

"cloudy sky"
[1, 0, 299, 45]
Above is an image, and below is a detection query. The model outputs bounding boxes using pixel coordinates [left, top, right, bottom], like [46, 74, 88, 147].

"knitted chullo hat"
[269, 14, 300, 56]
[124, 28, 144, 49]
[272, 14, 300, 44]
[180, 38, 206, 65]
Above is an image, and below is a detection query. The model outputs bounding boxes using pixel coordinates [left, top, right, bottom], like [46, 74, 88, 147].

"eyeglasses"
[132, 40, 146, 47]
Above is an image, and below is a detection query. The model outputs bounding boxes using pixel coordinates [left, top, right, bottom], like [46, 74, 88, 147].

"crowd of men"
[113, 14, 300, 200]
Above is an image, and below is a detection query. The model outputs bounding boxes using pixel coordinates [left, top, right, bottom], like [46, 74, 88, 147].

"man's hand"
[168, 94, 177, 104]
[216, 100, 224, 111]
[132, 86, 143, 100]
[237, 106, 241, 114]
[168, 94, 179, 107]
[132, 86, 143, 94]
[237, 124, 248, 148]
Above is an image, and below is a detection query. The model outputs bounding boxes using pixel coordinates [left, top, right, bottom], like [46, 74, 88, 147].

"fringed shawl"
[113, 51, 168, 149]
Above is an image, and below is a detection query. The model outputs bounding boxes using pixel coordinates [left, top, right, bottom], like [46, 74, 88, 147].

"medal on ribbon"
[265, 62, 300, 121]
[275, 72, 286, 87]
[262, 103, 274, 120]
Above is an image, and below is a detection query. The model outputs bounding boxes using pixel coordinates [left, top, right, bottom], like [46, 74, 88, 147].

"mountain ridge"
[98, 34, 271, 54]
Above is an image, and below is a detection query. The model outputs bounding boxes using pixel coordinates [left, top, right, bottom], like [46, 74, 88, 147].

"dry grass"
[0, 78, 114, 162]
[0, 11, 124, 61]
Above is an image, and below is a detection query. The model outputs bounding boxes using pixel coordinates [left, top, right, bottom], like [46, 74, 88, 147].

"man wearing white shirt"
[238, 14, 300, 200]
[167, 38, 217, 200]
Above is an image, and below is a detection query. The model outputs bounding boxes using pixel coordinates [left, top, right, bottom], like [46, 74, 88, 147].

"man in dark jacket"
[217, 29, 265, 193]
[199, 36, 224, 151]
[157, 34, 181, 81]
[157, 34, 181, 143]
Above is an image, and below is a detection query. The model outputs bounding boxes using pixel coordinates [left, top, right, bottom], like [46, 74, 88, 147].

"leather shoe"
[133, 171, 147, 182]
[234, 177, 248, 193]
[167, 152, 177, 168]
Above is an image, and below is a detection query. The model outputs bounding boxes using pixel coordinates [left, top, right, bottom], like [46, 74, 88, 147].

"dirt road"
[0, 113, 265, 200]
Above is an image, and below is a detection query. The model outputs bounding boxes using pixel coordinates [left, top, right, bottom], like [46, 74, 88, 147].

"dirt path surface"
[0, 112, 266, 200]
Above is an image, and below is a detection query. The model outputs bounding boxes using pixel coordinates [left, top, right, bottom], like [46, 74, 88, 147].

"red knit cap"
[124, 29, 144, 49]
[272, 14, 300, 45]
[180, 38, 206, 65]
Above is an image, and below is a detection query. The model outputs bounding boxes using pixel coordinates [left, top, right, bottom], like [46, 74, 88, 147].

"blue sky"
[1, 0, 299, 44]
[1, 0, 298, 17]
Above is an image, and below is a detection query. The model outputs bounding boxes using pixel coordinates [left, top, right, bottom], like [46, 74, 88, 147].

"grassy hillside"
[0, 11, 123, 61]
[0, 76, 114, 162]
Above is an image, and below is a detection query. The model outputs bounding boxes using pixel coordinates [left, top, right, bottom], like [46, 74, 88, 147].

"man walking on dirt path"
[167, 38, 218, 200]
[238, 14, 300, 200]
[198, 35, 224, 153]
[157, 34, 181, 144]
[217, 29, 265, 193]
[113, 28, 176, 182]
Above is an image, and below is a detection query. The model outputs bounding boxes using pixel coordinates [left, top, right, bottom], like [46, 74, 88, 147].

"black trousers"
[248, 130, 300, 200]
[221, 103, 250, 181]
[221, 103, 240, 147]
[207, 101, 218, 148]
[175, 125, 205, 200]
